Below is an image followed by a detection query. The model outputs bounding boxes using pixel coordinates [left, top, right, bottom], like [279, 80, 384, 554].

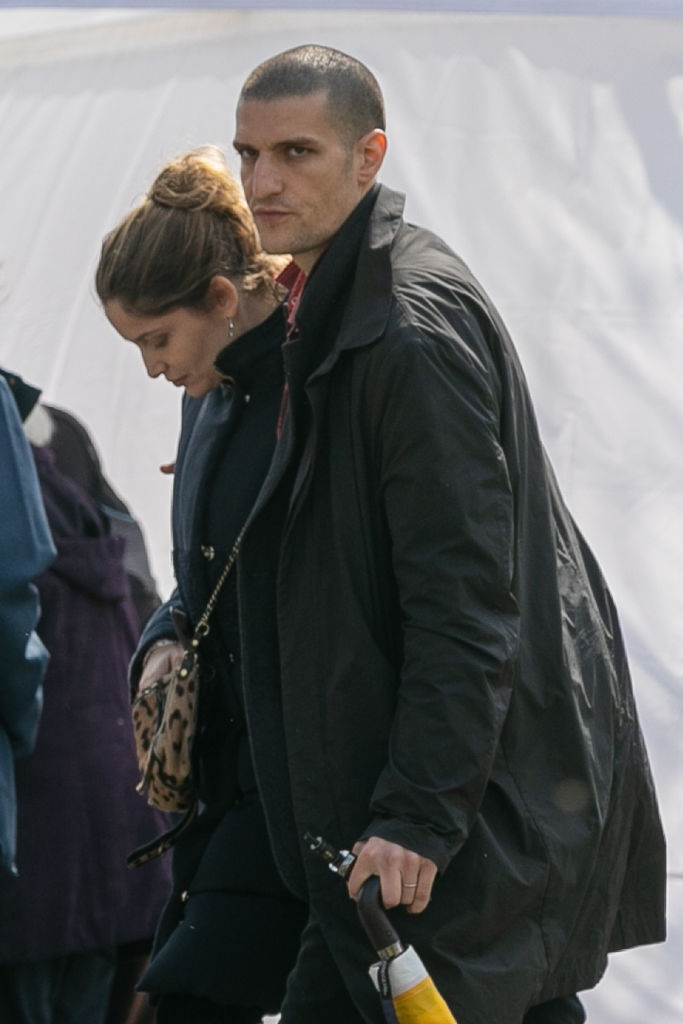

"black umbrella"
[305, 833, 458, 1024]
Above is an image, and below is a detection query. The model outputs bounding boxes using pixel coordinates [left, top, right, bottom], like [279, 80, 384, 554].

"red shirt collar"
[277, 261, 307, 333]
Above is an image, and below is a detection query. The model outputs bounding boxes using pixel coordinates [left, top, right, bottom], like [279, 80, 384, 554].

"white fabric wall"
[0, 10, 680, 1020]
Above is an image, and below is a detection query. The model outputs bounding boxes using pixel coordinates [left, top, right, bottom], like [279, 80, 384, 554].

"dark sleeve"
[359, 311, 520, 871]
[0, 380, 55, 757]
[128, 587, 184, 698]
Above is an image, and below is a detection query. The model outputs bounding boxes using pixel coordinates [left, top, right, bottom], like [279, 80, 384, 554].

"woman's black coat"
[135, 314, 306, 1010]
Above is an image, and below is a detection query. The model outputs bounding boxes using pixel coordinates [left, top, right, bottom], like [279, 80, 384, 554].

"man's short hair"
[239, 44, 386, 147]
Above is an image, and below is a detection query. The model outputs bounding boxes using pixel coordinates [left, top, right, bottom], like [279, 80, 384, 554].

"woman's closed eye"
[137, 333, 168, 353]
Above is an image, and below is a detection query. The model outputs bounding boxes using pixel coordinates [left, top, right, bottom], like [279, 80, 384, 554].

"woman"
[96, 147, 306, 1024]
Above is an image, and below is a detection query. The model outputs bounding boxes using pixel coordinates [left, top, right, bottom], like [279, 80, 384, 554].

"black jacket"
[240, 185, 665, 1022]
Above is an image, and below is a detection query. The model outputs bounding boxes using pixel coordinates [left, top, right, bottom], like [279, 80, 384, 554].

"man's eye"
[236, 147, 256, 161]
[153, 336, 168, 350]
[288, 146, 309, 158]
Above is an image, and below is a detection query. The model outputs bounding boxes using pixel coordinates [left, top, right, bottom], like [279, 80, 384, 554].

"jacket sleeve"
[127, 392, 199, 693]
[359, 301, 521, 872]
[0, 379, 55, 759]
[128, 587, 184, 695]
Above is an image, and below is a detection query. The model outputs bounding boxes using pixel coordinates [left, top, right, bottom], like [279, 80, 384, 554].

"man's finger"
[399, 877, 419, 905]
[346, 837, 438, 913]
[406, 862, 437, 914]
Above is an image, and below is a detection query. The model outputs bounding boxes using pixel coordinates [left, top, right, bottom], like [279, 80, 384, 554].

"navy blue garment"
[0, 377, 54, 874]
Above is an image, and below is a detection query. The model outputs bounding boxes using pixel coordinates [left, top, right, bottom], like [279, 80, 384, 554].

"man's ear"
[206, 275, 239, 316]
[356, 129, 387, 186]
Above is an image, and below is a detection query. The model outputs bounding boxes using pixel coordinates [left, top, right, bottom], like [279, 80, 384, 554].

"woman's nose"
[142, 353, 165, 379]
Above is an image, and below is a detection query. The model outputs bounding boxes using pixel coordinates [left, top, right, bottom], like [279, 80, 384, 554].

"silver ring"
[402, 882, 418, 888]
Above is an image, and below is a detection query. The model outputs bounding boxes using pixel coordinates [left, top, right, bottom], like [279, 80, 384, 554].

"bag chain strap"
[192, 525, 247, 645]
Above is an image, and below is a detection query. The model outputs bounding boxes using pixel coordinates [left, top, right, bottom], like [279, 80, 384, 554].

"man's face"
[234, 91, 370, 275]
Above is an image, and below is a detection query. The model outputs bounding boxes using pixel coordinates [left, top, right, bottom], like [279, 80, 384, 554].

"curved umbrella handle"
[357, 875, 405, 960]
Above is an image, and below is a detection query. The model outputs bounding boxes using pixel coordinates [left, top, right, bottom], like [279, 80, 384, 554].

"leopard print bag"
[131, 528, 245, 815]
[132, 634, 199, 812]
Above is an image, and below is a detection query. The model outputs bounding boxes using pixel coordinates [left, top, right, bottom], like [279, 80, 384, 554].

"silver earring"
[227, 318, 235, 340]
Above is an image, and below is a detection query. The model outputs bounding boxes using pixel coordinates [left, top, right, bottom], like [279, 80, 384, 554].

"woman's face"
[105, 298, 228, 398]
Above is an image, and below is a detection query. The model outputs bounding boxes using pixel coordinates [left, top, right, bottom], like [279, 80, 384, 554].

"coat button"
[201, 545, 215, 560]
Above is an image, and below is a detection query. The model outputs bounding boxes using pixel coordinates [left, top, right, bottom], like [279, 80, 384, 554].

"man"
[230, 46, 666, 1024]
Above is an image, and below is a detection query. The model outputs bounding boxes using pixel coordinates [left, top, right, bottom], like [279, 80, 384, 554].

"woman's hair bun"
[148, 145, 239, 215]
[96, 144, 284, 314]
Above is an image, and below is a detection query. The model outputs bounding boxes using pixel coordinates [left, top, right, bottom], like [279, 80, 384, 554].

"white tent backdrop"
[0, 9, 681, 1021]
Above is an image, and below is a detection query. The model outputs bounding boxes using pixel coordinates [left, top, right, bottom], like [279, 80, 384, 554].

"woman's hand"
[138, 641, 185, 693]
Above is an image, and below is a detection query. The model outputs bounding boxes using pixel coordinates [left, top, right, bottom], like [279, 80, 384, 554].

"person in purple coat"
[0, 376, 172, 1024]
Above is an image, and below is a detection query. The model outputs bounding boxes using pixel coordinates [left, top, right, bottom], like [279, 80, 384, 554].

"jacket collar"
[214, 303, 286, 393]
[336, 182, 405, 351]
[290, 183, 406, 384]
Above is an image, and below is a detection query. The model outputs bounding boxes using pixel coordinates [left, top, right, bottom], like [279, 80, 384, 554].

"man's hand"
[138, 641, 185, 693]
[347, 836, 437, 915]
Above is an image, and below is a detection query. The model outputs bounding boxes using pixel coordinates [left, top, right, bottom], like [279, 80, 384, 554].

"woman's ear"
[206, 275, 239, 316]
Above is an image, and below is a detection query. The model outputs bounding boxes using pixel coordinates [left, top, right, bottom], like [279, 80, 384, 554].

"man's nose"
[249, 155, 282, 200]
